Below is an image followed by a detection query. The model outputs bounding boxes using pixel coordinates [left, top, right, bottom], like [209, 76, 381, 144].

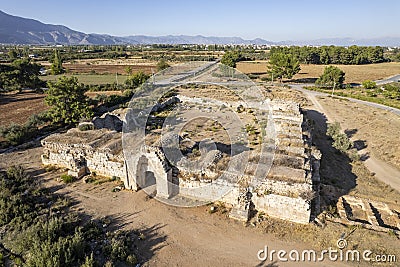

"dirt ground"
[0, 91, 48, 127]
[317, 96, 400, 170]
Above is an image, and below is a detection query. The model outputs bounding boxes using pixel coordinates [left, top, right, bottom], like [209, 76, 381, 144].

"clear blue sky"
[1, 0, 399, 41]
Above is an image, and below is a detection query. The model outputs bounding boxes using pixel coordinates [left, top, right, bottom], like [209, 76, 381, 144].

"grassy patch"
[304, 85, 400, 110]
[60, 174, 75, 183]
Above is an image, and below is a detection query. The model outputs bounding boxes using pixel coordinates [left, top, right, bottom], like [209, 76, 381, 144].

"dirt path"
[291, 85, 400, 193]
[0, 147, 350, 267]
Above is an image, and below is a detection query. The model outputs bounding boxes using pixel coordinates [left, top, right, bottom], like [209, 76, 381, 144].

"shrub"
[81, 253, 96, 267]
[0, 165, 141, 267]
[78, 123, 94, 131]
[332, 133, 352, 153]
[348, 149, 361, 162]
[124, 71, 149, 89]
[126, 255, 138, 266]
[0, 123, 31, 145]
[0, 112, 49, 146]
[156, 59, 170, 71]
[362, 80, 377, 89]
[327, 122, 341, 138]
[327, 122, 352, 153]
[123, 89, 134, 98]
[61, 174, 74, 184]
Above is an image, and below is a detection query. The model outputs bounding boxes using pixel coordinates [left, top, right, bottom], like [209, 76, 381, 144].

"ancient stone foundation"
[41, 97, 321, 224]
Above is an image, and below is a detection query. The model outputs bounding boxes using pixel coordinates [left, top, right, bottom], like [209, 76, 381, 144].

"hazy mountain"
[0, 10, 399, 46]
[122, 35, 274, 45]
[0, 10, 126, 45]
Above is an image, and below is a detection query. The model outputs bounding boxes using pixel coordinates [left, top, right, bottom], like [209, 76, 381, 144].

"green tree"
[0, 59, 43, 91]
[267, 53, 300, 80]
[51, 50, 64, 75]
[156, 59, 170, 72]
[45, 76, 92, 124]
[11, 58, 43, 89]
[221, 50, 241, 68]
[316, 66, 345, 88]
[124, 71, 149, 89]
[8, 50, 18, 61]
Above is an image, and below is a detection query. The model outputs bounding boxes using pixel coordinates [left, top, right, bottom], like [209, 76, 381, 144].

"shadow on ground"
[305, 109, 357, 210]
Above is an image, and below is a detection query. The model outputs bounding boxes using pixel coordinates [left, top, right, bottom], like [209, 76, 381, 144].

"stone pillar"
[229, 187, 252, 222]
[156, 169, 173, 199]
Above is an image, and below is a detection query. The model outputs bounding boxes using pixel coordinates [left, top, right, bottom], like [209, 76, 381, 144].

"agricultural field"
[237, 61, 400, 84]
[0, 91, 47, 127]
[41, 73, 129, 85]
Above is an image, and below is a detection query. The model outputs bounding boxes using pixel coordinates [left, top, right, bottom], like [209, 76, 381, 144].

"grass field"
[306, 86, 400, 109]
[237, 61, 400, 84]
[41, 74, 129, 85]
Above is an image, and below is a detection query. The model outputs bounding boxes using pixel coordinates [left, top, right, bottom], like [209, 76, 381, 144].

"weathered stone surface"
[41, 94, 321, 225]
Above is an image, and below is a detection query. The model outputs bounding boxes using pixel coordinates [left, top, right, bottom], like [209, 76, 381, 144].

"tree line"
[270, 46, 386, 65]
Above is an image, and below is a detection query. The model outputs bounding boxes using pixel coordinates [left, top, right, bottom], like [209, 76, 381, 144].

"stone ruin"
[327, 195, 400, 235]
[41, 96, 322, 224]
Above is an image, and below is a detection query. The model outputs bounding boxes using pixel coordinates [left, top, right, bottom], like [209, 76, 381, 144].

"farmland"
[237, 61, 400, 84]
[41, 73, 129, 85]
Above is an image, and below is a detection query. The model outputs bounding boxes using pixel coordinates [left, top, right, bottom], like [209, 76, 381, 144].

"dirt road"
[291, 84, 400, 193]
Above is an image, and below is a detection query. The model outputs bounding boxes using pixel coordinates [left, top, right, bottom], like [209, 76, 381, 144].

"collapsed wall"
[41, 128, 125, 179]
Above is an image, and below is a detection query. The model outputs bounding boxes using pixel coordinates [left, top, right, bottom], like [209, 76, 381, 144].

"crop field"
[0, 91, 48, 127]
[62, 63, 155, 75]
[41, 74, 129, 85]
[237, 61, 400, 84]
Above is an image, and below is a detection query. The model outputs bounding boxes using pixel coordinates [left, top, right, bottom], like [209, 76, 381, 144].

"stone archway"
[130, 152, 173, 199]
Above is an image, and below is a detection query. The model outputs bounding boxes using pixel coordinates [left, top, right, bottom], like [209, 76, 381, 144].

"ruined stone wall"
[253, 194, 311, 224]
[41, 94, 320, 225]
[41, 129, 126, 179]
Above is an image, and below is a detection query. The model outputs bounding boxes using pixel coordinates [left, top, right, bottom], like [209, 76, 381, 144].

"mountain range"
[1, 10, 399, 46]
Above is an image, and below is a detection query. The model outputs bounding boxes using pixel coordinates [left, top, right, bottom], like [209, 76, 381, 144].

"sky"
[1, 0, 399, 41]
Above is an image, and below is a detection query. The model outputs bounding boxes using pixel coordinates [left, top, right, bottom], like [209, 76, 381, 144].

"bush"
[332, 133, 352, 153]
[0, 123, 31, 146]
[362, 80, 377, 89]
[126, 254, 138, 266]
[327, 122, 352, 153]
[78, 123, 94, 131]
[0, 111, 50, 146]
[61, 174, 74, 184]
[156, 59, 170, 71]
[327, 122, 340, 138]
[124, 71, 149, 89]
[80, 253, 96, 267]
[0, 165, 140, 266]
[123, 89, 134, 98]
